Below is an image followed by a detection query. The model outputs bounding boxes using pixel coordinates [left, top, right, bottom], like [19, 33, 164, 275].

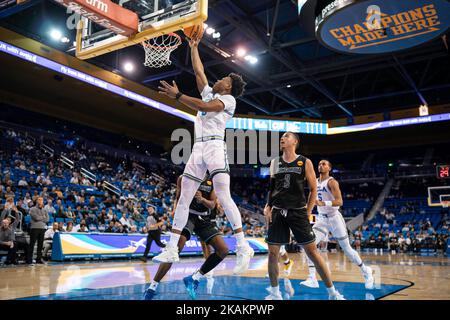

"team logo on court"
[297, 161, 303, 166]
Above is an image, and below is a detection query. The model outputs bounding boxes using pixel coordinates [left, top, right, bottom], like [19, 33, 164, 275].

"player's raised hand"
[158, 80, 179, 99]
[264, 204, 272, 226]
[188, 37, 201, 48]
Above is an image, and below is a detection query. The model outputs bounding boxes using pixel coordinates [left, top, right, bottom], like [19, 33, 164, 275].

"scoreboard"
[436, 165, 450, 179]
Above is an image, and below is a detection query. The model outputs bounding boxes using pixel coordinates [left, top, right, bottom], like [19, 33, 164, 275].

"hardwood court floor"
[0, 252, 448, 300]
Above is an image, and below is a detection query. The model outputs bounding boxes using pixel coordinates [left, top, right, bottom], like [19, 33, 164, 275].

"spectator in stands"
[105, 221, 115, 233]
[54, 187, 64, 200]
[70, 173, 79, 184]
[77, 223, 88, 233]
[44, 199, 56, 217]
[0, 218, 17, 265]
[58, 222, 65, 232]
[131, 207, 145, 223]
[111, 195, 119, 207]
[43, 222, 59, 260]
[106, 208, 114, 221]
[65, 221, 74, 233]
[129, 225, 138, 234]
[120, 213, 132, 229]
[44, 175, 52, 186]
[65, 207, 75, 220]
[18, 177, 28, 187]
[28, 197, 49, 264]
[98, 208, 107, 225]
[55, 200, 65, 218]
[4, 186, 14, 199]
[40, 187, 49, 199]
[85, 211, 98, 227]
[88, 196, 98, 212]
[80, 177, 91, 186]
[36, 173, 46, 186]
[115, 222, 126, 234]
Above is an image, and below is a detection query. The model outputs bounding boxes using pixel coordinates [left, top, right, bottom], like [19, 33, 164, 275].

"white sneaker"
[362, 266, 374, 289]
[152, 247, 179, 263]
[233, 245, 254, 274]
[300, 277, 319, 288]
[329, 291, 345, 300]
[265, 292, 283, 300]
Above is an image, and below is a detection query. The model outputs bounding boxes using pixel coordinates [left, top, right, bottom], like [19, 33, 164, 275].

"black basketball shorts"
[182, 214, 221, 244]
[265, 207, 316, 246]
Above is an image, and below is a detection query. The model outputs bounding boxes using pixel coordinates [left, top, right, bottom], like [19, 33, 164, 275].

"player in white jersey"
[154, 36, 254, 274]
[300, 160, 375, 289]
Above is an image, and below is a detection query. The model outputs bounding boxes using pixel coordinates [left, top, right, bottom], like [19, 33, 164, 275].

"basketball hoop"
[142, 33, 182, 68]
[442, 201, 449, 208]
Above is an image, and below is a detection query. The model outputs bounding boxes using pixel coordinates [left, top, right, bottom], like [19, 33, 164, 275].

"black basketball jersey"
[189, 178, 214, 214]
[270, 154, 308, 209]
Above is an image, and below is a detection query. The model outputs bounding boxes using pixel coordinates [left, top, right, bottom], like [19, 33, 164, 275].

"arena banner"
[53, 0, 138, 36]
[0, 0, 16, 10]
[327, 113, 450, 135]
[315, 0, 450, 54]
[3, 39, 450, 135]
[51, 232, 268, 261]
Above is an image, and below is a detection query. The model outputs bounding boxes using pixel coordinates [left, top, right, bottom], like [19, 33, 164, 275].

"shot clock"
[436, 165, 450, 179]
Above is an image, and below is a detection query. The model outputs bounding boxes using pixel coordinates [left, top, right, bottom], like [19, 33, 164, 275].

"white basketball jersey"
[317, 177, 340, 215]
[195, 85, 236, 140]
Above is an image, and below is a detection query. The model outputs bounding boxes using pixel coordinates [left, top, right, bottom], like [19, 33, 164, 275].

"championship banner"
[315, 0, 450, 54]
[51, 233, 268, 261]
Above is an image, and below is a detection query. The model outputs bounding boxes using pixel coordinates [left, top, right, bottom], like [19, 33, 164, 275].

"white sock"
[192, 269, 203, 281]
[148, 280, 159, 291]
[168, 233, 180, 250]
[234, 231, 247, 247]
[271, 285, 280, 295]
[308, 266, 317, 279]
[326, 286, 337, 295]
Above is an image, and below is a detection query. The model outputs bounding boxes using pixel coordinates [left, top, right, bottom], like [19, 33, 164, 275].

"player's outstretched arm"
[189, 38, 208, 93]
[305, 159, 318, 215]
[158, 80, 225, 113]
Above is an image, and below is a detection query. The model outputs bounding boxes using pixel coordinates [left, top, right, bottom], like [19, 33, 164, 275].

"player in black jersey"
[144, 174, 229, 300]
[264, 132, 345, 300]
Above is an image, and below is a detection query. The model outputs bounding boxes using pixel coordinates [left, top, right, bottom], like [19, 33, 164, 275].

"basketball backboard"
[73, 0, 207, 60]
[427, 186, 450, 207]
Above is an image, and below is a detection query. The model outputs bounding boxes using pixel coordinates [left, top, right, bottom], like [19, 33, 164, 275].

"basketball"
[183, 24, 204, 41]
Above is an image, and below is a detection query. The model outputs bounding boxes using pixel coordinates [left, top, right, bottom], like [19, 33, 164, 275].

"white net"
[142, 33, 182, 68]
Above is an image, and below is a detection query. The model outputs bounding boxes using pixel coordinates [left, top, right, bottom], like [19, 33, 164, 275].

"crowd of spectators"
[2, 118, 450, 266]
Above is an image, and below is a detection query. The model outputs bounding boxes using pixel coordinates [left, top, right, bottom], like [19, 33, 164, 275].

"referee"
[140, 206, 166, 262]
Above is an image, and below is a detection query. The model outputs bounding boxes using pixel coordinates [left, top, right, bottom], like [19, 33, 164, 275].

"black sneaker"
[36, 260, 46, 265]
